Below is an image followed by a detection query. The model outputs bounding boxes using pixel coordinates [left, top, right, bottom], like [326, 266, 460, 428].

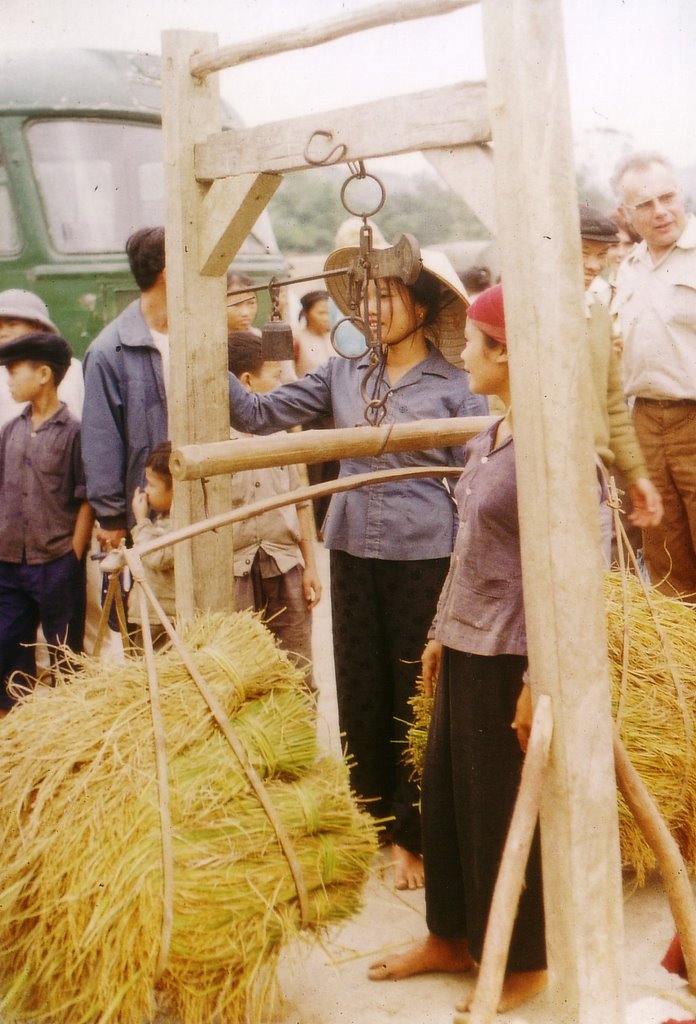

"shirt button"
[465, 487, 472, 495]
[254, 481, 260, 487]
[481, 456, 489, 463]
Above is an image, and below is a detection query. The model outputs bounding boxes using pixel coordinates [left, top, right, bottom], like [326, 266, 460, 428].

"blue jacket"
[228, 347, 488, 560]
[81, 300, 168, 530]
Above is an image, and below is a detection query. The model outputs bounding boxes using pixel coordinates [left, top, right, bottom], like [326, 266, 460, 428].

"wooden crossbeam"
[198, 172, 282, 275]
[424, 142, 497, 233]
[194, 81, 490, 180]
[190, 0, 479, 78]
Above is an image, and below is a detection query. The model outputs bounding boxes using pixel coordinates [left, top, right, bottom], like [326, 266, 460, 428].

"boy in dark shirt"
[0, 332, 93, 708]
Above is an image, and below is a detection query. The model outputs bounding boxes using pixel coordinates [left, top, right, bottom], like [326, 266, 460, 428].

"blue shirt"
[228, 346, 488, 560]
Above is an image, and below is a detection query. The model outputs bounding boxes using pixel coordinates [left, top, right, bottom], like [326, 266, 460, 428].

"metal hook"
[304, 129, 347, 167]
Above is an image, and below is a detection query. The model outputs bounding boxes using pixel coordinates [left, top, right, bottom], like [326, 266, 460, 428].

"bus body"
[0, 49, 286, 355]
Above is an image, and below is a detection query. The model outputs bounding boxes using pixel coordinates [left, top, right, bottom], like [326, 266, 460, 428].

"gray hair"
[610, 151, 677, 200]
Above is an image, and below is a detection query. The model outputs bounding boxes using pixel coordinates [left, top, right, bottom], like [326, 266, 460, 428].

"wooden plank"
[480, 1, 625, 1021]
[170, 417, 495, 480]
[190, 0, 478, 77]
[161, 30, 236, 622]
[424, 143, 497, 233]
[198, 171, 282, 275]
[195, 81, 490, 180]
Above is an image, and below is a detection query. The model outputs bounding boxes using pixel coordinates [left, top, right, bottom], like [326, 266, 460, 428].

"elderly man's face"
[620, 162, 686, 256]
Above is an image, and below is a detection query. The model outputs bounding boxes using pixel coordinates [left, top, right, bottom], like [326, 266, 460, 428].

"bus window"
[0, 148, 20, 255]
[26, 119, 164, 254]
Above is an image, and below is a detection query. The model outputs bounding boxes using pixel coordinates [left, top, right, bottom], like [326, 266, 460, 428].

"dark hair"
[299, 289, 328, 320]
[459, 265, 492, 295]
[126, 227, 165, 291]
[145, 441, 172, 484]
[226, 271, 254, 294]
[227, 331, 265, 378]
[410, 269, 443, 329]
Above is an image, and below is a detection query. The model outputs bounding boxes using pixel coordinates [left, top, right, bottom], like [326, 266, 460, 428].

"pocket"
[670, 281, 696, 326]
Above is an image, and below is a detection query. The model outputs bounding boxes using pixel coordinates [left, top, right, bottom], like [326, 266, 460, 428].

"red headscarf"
[467, 283, 506, 346]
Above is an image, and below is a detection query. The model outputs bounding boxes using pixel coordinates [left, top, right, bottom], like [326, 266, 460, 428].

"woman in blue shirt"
[227, 247, 487, 889]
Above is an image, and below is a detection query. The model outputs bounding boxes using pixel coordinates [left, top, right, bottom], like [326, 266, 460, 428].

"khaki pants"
[633, 398, 696, 599]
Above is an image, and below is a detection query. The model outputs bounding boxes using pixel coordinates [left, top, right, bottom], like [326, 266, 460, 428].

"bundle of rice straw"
[0, 610, 378, 1024]
[406, 571, 696, 884]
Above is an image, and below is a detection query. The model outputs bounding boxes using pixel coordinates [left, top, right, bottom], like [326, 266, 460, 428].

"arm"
[228, 363, 333, 435]
[81, 343, 128, 529]
[131, 518, 174, 571]
[72, 501, 95, 560]
[296, 502, 321, 608]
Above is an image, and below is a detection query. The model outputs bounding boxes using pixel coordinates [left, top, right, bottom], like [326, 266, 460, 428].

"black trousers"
[329, 549, 449, 854]
[421, 647, 546, 971]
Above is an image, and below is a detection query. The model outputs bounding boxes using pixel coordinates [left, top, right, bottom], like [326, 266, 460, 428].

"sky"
[4, 0, 696, 178]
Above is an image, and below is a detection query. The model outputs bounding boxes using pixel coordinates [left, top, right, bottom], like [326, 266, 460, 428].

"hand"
[302, 567, 322, 609]
[421, 639, 442, 697]
[512, 683, 533, 753]
[131, 486, 150, 525]
[627, 478, 663, 529]
[95, 526, 127, 552]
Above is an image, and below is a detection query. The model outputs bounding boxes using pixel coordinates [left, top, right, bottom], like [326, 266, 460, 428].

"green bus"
[0, 49, 287, 356]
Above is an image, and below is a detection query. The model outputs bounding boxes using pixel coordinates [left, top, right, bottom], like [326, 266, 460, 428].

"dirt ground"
[274, 544, 696, 1024]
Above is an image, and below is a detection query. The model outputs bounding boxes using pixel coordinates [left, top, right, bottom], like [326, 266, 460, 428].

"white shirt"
[0, 357, 84, 427]
[615, 214, 696, 400]
[150, 329, 170, 394]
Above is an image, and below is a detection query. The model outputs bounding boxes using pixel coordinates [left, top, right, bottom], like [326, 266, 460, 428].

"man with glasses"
[611, 152, 696, 598]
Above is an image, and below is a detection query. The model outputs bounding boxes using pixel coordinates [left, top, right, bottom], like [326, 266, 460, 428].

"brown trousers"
[633, 398, 696, 599]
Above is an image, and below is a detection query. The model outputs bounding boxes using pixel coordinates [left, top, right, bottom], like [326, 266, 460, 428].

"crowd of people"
[0, 148, 693, 1012]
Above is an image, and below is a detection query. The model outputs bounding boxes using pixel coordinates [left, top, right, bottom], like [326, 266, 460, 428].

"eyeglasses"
[624, 191, 680, 214]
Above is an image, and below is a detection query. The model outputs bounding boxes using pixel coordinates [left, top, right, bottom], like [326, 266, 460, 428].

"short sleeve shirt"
[0, 403, 86, 564]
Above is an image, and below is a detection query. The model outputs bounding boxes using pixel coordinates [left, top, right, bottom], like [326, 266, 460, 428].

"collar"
[20, 400, 69, 427]
[356, 344, 456, 380]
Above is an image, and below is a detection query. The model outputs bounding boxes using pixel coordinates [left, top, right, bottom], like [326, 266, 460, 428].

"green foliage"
[268, 168, 489, 253]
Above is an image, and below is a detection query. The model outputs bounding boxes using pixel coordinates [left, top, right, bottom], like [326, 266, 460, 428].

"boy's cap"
[0, 331, 72, 367]
[0, 289, 58, 332]
[579, 205, 620, 243]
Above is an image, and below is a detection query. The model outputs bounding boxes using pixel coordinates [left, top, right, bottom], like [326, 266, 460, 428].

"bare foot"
[391, 844, 424, 890]
[455, 968, 547, 1016]
[368, 933, 475, 981]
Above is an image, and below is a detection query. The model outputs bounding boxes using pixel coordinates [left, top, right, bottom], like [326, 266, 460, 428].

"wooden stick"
[170, 417, 493, 480]
[136, 465, 466, 559]
[463, 695, 553, 1024]
[613, 728, 696, 994]
[190, 0, 477, 78]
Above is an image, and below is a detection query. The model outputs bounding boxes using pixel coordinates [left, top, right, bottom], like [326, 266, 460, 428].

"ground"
[272, 544, 696, 1024]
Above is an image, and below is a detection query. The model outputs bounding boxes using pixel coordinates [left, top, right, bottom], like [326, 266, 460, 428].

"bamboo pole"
[613, 729, 696, 993]
[134, 466, 466, 559]
[190, 0, 477, 78]
[170, 417, 493, 480]
[461, 696, 553, 1024]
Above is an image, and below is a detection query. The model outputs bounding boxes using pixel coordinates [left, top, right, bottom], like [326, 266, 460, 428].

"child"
[129, 442, 175, 647]
[227, 331, 321, 691]
[0, 288, 84, 426]
[0, 332, 94, 707]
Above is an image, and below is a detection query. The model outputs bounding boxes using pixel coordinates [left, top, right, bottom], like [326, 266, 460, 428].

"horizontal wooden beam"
[171, 416, 495, 480]
[198, 171, 281, 275]
[195, 81, 490, 180]
[190, 0, 479, 78]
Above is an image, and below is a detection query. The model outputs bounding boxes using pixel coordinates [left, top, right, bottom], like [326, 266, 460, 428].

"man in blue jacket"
[81, 227, 169, 555]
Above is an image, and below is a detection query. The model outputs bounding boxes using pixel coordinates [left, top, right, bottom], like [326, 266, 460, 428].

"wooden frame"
[160, 1, 626, 1019]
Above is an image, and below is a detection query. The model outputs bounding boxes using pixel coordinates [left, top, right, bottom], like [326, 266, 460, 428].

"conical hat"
[323, 244, 469, 367]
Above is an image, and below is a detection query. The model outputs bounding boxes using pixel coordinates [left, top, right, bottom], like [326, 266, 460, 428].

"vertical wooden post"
[480, 1, 625, 1021]
[161, 30, 235, 621]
